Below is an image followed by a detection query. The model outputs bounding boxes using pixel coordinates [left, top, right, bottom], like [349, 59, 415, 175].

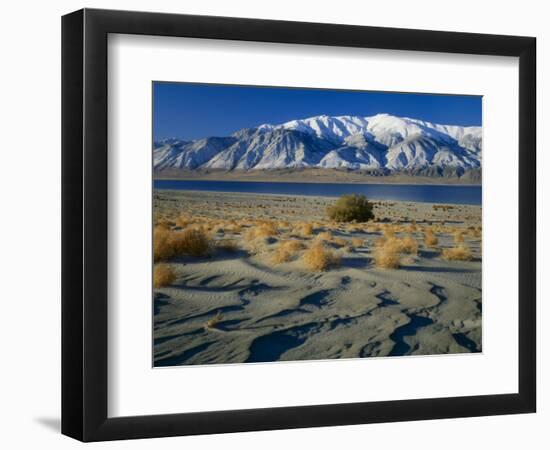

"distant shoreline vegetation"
[153, 167, 482, 186]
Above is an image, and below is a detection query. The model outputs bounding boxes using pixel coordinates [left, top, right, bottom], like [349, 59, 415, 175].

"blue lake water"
[154, 179, 481, 206]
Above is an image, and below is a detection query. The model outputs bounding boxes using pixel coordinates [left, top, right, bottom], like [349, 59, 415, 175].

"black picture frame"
[62, 8, 536, 442]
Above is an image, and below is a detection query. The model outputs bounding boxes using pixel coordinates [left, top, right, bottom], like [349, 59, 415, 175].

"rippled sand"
[153, 190, 482, 366]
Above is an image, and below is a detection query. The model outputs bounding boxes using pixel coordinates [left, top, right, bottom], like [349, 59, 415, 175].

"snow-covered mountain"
[153, 114, 481, 175]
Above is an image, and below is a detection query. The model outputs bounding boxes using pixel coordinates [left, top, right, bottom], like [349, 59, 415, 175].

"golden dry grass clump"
[278, 220, 291, 229]
[270, 248, 293, 265]
[225, 222, 243, 234]
[280, 239, 306, 252]
[373, 242, 401, 269]
[333, 237, 347, 247]
[345, 223, 364, 233]
[257, 220, 279, 235]
[243, 225, 277, 255]
[245, 239, 267, 255]
[374, 235, 387, 248]
[245, 221, 279, 242]
[270, 239, 305, 265]
[453, 230, 465, 244]
[397, 236, 419, 254]
[382, 225, 396, 239]
[423, 231, 439, 248]
[153, 264, 176, 288]
[153, 226, 175, 262]
[301, 243, 341, 271]
[154, 227, 211, 261]
[204, 311, 223, 330]
[374, 234, 417, 252]
[407, 222, 418, 233]
[293, 222, 313, 237]
[154, 221, 173, 231]
[365, 224, 380, 233]
[315, 231, 333, 242]
[351, 237, 364, 248]
[175, 214, 192, 228]
[372, 236, 418, 269]
[211, 223, 225, 234]
[171, 228, 211, 257]
[442, 245, 472, 261]
[468, 226, 482, 239]
[433, 204, 454, 212]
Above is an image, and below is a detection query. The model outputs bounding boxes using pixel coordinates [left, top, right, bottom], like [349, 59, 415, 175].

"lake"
[154, 179, 481, 205]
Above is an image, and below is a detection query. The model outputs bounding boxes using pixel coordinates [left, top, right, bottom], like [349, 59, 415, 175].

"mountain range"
[153, 114, 482, 178]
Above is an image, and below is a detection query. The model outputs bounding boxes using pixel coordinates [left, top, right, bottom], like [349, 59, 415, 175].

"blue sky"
[153, 82, 482, 142]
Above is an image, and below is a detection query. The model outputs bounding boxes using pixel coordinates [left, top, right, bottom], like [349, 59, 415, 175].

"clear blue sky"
[153, 82, 482, 141]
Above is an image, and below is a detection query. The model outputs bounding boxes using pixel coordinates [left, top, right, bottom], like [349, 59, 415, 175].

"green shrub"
[326, 194, 374, 223]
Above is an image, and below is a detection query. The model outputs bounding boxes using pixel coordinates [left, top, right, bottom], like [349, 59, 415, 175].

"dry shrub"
[280, 239, 306, 252]
[346, 223, 363, 233]
[294, 222, 313, 237]
[301, 243, 340, 271]
[205, 312, 223, 330]
[333, 237, 347, 247]
[453, 230, 465, 244]
[374, 236, 388, 247]
[270, 240, 305, 265]
[278, 220, 291, 229]
[243, 227, 258, 243]
[424, 232, 439, 247]
[155, 219, 173, 231]
[433, 204, 454, 212]
[372, 236, 418, 269]
[175, 214, 191, 228]
[380, 237, 413, 254]
[469, 227, 482, 239]
[442, 245, 472, 261]
[153, 264, 176, 288]
[154, 226, 175, 262]
[245, 238, 267, 255]
[270, 248, 293, 265]
[245, 222, 278, 241]
[211, 223, 225, 234]
[398, 236, 419, 254]
[326, 194, 374, 222]
[257, 220, 278, 236]
[373, 243, 401, 269]
[351, 237, 364, 248]
[226, 222, 243, 234]
[187, 223, 209, 234]
[365, 224, 380, 233]
[170, 228, 211, 257]
[383, 226, 396, 239]
[315, 231, 333, 242]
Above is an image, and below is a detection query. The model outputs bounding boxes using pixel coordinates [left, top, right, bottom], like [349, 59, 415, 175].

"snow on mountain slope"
[153, 113, 482, 174]
[154, 136, 236, 170]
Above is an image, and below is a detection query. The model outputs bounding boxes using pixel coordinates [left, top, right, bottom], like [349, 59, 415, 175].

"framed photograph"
[62, 8, 536, 441]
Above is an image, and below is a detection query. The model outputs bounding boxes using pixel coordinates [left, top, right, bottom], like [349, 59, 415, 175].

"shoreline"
[153, 169, 481, 187]
[153, 187, 482, 207]
[154, 177, 482, 187]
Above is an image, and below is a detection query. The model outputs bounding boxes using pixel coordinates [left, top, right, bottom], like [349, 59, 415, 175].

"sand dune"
[153, 190, 482, 366]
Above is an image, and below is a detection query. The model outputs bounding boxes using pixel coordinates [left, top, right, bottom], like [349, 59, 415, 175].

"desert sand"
[153, 190, 482, 366]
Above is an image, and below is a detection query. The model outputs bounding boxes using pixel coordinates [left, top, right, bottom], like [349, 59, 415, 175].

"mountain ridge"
[153, 113, 482, 177]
